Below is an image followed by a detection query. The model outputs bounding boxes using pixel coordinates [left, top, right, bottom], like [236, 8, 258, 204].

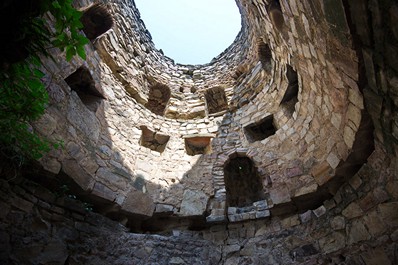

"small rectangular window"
[244, 115, 276, 143]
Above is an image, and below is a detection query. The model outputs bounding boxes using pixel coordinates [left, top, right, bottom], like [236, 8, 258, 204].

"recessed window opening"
[134, 0, 241, 64]
[224, 156, 264, 207]
[268, 0, 284, 31]
[244, 115, 276, 143]
[185, 136, 212, 156]
[280, 65, 299, 116]
[81, 3, 114, 41]
[65, 67, 104, 112]
[258, 42, 272, 71]
[145, 83, 171, 116]
[205, 87, 228, 114]
[140, 126, 170, 153]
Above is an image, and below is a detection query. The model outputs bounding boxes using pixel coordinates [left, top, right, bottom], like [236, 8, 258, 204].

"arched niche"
[268, 0, 284, 31]
[258, 41, 272, 71]
[224, 155, 264, 208]
[280, 65, 299, 117]
[145, 83, 171, 116]
[204, 86, 228, 115]
[81, 4, 114, 41]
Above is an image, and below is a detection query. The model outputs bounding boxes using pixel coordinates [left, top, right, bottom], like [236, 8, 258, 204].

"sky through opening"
[134, 0, 242, 65]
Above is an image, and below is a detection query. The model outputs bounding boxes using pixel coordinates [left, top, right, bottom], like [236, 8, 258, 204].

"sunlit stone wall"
[34, 0, 368, 223]
[2, 0, 398, 264]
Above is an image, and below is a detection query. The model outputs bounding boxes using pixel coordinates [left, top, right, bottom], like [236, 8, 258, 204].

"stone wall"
[1, 0, 397, 263]
[1, 142, 397, 264]
[33, 0, 371, 224]
[203, 143, 398, 264]
[0, 177, 221, 265]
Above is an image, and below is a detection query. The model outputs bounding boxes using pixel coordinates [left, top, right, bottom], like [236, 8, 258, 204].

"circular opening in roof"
[134, 0, 241, 65]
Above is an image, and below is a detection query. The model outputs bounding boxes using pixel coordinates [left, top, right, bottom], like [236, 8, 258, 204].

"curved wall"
[33, 0, 367, 223]
[2, 0, 398, 264]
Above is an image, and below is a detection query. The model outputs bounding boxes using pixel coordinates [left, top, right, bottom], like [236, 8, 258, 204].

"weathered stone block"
[360, 247, 392, 265]
[286, 166, 303, 178]
[62, 160, 95, 191]
[155, 203, 174, 214]
[295, 183, 318, 197]
[311, 161, 333, 186]
[224, 244, 240, 257]
[91, 182, 117, 202]
[180, 189, 208, 216]
[313, 205, 327, 218]
[348, 88, 364, 109]
[342, 202, 363, 219]
[300, 210, 313, 223]
[121, 189, 155, 217]
[269, 186, 291, 204]
[240, 243, 256, 256]
[206, 214, 226, 223]
[80, 157, 99, 175]
[253, 200, 268, 210]
[386, 181, 398, 199]
[349, 175, 363, 190]
[41, 157, 62, 174]
[255, 210, 270, 219]
[363, 210, 386, 237]
[169, 257, 185, 264]
[67, 92, 100, 143]
[343, 126, 355, 148]
[331, 113, 342, 129]
[379, 202, 398, 227]
[319, 232, 345, 254]
[96, 167, 128, 191]
[227, 207, 237, 215]
[347, 103, 361, 130]
[347, 219, 371, 244]
[34, 113, 57, 137]
[228, 214, 242, 222]
[331, 216, 345, 230]
[281, 214, 300, 228]
[98, 145, 112, 159]
[358, 192, 377, 212]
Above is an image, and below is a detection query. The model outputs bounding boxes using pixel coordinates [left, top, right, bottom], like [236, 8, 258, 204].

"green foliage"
[0, 0, 89, 163]
[45, 0, 89, 61]
[0, 57, 49, 160]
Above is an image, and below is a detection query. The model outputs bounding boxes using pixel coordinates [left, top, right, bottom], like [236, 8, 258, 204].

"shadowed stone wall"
[1, 0, 397, 264]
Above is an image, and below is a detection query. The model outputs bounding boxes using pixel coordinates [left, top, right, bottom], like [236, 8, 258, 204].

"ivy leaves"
[49, 0, 89, 60]
[37, 0, 88, 61]
[0, 58, 50, 160]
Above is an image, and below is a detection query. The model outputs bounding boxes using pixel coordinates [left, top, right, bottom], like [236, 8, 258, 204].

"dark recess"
[81, 3, 114, 41]
[244, 115, 276, 143]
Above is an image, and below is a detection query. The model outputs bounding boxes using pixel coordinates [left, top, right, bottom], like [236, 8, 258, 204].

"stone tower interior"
[1, 0, 398, 264]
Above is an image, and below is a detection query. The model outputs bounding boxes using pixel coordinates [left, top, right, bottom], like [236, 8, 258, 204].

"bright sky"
[134, 0, 242, 65]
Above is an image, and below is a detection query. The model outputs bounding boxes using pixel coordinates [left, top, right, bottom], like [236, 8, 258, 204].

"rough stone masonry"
[1, 0, 398, 264]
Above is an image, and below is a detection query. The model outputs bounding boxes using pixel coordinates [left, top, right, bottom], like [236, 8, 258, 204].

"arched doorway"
[224, 156, 264, 208]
